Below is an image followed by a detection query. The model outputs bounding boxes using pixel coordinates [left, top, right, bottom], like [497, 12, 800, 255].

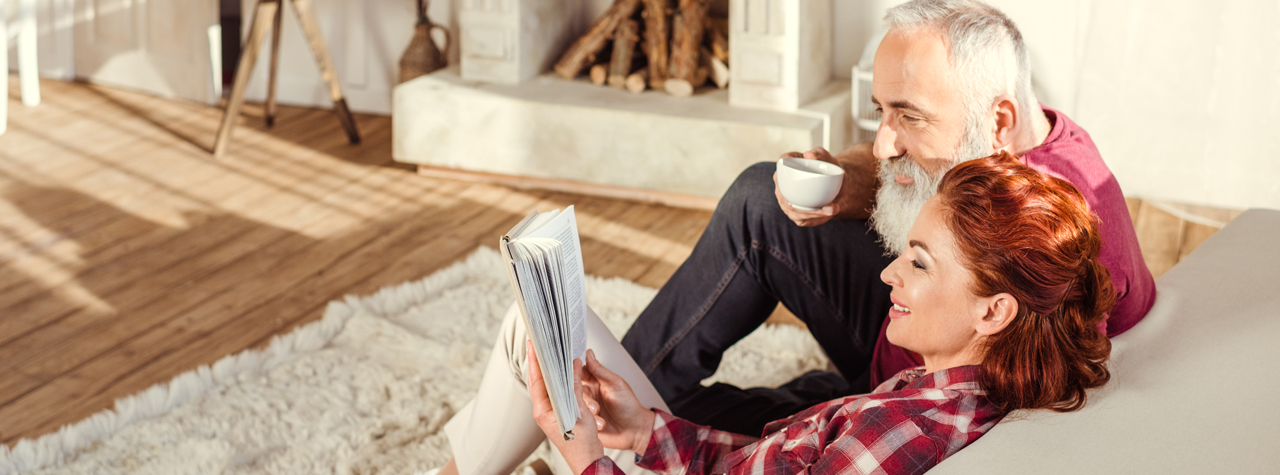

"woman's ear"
[977, 293, 1018, 336]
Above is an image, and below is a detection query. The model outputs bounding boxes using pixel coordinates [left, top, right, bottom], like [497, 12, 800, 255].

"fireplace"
[392, 0, 850, 203]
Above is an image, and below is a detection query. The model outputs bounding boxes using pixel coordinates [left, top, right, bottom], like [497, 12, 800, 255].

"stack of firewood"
[552, 0, 729, 96]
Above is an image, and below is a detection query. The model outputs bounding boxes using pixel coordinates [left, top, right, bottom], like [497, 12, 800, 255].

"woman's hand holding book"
[529, 344, 657, 474]
[580, 349, 657, 457]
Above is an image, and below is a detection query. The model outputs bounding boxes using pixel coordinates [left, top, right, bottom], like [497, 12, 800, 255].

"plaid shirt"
[582, 365, 1001, 475]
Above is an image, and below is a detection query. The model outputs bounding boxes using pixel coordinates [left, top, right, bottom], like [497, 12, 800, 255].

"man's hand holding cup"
[775, 147, 846, 227]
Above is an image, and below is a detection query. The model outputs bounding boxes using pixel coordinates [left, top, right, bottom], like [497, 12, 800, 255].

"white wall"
[1072, 0, 1280, 211]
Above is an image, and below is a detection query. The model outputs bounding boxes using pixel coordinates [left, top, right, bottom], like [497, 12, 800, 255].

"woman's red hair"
[936, 151, 1115, 413]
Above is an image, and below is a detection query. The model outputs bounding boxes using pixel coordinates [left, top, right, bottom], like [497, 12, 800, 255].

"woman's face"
[879, 196, 1003, 371]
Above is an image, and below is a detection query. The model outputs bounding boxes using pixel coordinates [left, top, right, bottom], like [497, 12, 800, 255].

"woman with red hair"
[439, 152, 1114, 475]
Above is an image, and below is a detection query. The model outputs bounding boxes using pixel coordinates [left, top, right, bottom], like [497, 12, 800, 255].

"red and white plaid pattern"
[582, 365, 1001, 475]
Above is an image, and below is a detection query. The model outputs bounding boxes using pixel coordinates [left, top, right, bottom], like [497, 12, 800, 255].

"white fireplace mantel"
[393, 68, 850, 199]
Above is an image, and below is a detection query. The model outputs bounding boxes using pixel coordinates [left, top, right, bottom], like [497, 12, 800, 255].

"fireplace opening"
[551, 0, 731, 97]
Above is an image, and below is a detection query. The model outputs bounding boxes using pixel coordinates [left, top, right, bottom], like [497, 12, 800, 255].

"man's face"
[868, 27, 994, 255]
[871, 28, 983, 176]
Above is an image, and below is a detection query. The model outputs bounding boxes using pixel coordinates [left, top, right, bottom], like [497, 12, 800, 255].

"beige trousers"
[444, 303, 670, 475]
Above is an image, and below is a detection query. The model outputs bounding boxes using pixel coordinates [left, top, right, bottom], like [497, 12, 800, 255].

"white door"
[74, 0, 220, 105]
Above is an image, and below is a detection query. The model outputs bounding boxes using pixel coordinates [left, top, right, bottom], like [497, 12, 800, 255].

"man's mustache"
[884, 153, 954, 179]
[883, 154, 925, 176]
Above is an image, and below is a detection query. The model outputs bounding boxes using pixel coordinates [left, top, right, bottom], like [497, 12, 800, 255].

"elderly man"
[621, 0, 1156, 436]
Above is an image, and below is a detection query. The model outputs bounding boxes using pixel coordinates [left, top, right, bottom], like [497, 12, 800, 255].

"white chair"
[0, 0, 40, 135]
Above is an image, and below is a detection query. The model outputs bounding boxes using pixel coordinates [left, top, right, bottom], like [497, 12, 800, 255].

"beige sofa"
[932, 209, 1280, 474]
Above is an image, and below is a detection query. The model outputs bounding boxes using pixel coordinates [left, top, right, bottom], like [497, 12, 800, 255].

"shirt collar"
[886, 365, 985, 393]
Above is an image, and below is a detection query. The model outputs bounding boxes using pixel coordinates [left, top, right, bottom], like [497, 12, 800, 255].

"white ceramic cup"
[776, 157, 844, 211]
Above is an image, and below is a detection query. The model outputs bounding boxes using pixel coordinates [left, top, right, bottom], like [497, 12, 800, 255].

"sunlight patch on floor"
[0, 225, 114, 316]
[467, 185, 695, 266]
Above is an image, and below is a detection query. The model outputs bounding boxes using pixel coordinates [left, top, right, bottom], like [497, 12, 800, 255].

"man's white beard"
[869, 158, 942, 256]
[869, 125, 990, 255]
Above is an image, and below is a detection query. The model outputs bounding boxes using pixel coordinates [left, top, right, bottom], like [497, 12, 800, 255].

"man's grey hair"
[884, 0, 1038, 147]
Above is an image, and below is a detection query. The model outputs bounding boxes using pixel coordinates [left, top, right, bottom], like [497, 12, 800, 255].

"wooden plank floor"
[0, 78, 1239, 447]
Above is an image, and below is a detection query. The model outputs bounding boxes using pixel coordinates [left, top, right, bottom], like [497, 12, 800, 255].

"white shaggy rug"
[0, 247, 828, 475]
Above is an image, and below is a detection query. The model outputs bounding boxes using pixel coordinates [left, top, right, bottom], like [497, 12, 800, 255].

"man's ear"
[976, 293, 1018, 336]
[991, 94, 1019, 152]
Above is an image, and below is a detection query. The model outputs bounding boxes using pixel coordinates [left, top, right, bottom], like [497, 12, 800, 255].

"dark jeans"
[621, 162, 895, 436]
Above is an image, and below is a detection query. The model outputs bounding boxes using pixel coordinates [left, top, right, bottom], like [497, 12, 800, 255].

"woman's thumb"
[585, 350, 623, 386]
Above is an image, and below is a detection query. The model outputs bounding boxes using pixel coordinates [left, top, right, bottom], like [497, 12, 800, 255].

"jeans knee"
[716, 162, 785, 231]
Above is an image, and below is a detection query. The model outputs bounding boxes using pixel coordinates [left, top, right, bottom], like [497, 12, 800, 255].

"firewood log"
[554, 0, 643, 79]
[705, 17, 729, 63]
[626, 69, 650, 93]
[700, 47, 729, 88]
[665, 0, 710, 96]
[706, 16, 729, 40]
[608, 19, 640, 89]
[665, 79, 692, 96]
[642, 0, 672, 89]
[709, 54, 730, 88]
[590, 64, 609, 85]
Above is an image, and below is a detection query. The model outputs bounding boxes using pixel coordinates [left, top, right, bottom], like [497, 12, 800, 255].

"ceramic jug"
[399, 0, 450, 83]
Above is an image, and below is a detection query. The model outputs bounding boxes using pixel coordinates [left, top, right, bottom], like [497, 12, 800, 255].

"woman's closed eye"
[911, 259, 926, 270]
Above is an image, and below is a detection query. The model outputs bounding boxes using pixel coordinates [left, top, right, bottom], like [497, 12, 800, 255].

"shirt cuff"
[635, 410, 678, 469]
[580, 456, 625, 475]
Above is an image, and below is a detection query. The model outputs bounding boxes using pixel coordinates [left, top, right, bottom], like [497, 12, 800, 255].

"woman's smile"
[889, 297, 912, 318]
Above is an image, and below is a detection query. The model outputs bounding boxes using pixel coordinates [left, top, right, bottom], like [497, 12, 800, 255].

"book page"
[518, 206, 587, 362]
[514, 209, 559, 240]
[509, 238, 575, 435]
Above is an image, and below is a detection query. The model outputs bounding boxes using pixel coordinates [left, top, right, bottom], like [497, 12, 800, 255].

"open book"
[499, 206, 588, 441]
